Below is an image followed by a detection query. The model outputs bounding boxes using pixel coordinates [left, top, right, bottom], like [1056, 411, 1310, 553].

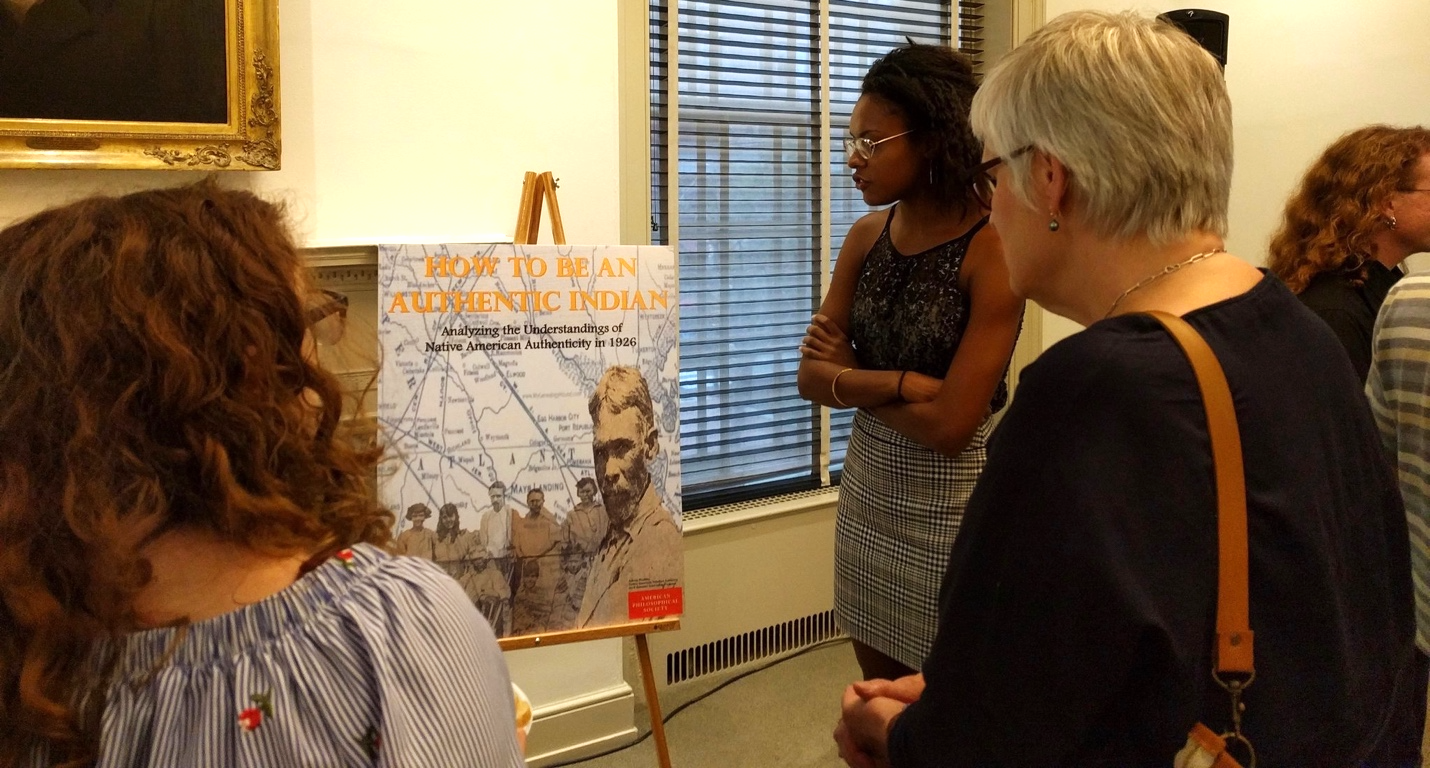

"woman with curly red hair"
[1268, 124, 1430, 382]
[0, 182, 523, 767]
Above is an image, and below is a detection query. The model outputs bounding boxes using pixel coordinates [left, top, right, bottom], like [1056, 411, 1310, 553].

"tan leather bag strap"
[1143, 311, 1253, 675]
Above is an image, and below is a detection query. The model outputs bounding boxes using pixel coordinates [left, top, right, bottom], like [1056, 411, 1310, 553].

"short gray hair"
[970, 11, 1232, 244]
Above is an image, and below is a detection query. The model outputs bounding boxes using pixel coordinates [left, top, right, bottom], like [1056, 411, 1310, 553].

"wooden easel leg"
[499, 621, 681, 765]
[514, 171, 541, 244]
[538, 171, 567, 245]
[635, 633, 673, 768]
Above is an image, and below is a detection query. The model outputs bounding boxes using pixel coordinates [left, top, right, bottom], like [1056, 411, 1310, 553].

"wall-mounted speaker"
[1159, 9, 1229, 68]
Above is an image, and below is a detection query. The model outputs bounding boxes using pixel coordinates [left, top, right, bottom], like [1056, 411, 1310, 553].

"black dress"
[888, 274, 1419, 766]
[1295, 261, 1402, 383]
[834, 210, 1008, 669]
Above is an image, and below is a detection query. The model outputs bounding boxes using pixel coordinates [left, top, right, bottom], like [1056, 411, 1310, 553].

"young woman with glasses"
[0, 182, 525, 767]
[797, 43, 1024, 682]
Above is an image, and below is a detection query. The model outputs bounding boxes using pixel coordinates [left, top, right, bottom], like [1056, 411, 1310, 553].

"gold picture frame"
[0, 0, 280, 171]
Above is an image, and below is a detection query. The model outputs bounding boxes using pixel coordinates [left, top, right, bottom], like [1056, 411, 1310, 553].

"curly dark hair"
[0, 181, 392, 767]
[862, 42, 983, 213]
[1268, 124, 1430, 293]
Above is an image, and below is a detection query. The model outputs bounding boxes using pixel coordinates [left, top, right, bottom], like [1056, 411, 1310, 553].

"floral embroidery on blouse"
[239, 691, 273, 732]
[337, 549, 355, 569]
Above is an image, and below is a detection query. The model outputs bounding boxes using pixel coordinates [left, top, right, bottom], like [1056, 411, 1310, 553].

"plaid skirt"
[834, 409, 989, 669]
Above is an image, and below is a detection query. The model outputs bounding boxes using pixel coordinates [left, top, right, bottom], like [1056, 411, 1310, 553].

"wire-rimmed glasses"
[843, 129, 914, 161]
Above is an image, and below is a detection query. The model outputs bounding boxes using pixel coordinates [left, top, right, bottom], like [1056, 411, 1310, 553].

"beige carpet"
[566, 639, 859, 768]
[562, 640, 1430, 768]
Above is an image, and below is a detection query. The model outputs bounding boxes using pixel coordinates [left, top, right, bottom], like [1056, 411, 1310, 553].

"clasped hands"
[833, 673, 925, 768]
[801, 315, 940, 403]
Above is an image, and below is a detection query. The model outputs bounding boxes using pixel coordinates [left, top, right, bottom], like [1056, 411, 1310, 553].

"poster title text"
[388, 255, 669, 313]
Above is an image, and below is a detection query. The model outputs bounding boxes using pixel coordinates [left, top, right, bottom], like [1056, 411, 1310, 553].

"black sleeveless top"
[847, 208, 1008, 413]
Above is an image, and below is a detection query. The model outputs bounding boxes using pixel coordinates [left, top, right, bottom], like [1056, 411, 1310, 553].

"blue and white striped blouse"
[1369, 275, 1430, 657]
[31, 543, 525, 767]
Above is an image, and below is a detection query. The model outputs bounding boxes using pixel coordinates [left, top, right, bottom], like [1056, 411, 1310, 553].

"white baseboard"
[525, 684, 637, 767]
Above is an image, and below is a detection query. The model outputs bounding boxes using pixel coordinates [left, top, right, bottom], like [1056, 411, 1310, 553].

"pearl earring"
[1388, 215, 1398, 229]
[1048, 217, 1060, 232]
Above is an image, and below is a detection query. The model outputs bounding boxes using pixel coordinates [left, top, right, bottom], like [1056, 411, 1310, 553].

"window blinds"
[652, 1, 967, 508]
[826, 0, 954, 473]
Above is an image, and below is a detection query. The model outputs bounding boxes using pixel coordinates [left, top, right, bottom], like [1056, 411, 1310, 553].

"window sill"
[682, 486, 839, 535]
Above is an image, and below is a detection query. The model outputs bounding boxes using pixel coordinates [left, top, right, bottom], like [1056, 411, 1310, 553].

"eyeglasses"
[970, 145, 1035, 210]
[305, 288, 349, 346]
[843, 129, 914, 161]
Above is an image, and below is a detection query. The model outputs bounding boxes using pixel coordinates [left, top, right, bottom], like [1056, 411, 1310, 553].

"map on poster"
[377, 243, 682, 639]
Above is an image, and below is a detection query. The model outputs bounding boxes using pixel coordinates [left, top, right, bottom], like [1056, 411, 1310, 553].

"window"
[651, 0, 981, 508]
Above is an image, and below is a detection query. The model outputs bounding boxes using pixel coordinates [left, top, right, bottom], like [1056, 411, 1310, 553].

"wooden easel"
[506, 174, 680, 766]
[514, 171, 567, 245]
[500, 618, 682, 767]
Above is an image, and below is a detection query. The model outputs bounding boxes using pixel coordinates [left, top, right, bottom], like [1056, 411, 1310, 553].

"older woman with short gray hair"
[834, 10, 1418, 767]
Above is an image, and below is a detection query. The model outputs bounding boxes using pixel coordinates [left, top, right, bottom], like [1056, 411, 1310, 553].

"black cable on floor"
[545, 635, 852, 767]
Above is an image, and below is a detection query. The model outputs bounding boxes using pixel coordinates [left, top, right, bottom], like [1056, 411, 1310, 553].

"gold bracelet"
[831, 367, 854, 408]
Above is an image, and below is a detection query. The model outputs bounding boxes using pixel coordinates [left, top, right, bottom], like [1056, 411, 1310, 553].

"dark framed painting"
[0, 0, 280, 170]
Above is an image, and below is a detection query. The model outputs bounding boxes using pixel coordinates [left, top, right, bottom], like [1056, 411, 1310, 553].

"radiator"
[643, 489, 842, 695]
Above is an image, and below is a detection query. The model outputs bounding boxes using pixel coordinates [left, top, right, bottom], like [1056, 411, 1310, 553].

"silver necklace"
[1104, 248, 1225, 319]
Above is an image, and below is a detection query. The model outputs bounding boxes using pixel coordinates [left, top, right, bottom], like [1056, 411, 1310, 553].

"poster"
[377, 244, 683, 638]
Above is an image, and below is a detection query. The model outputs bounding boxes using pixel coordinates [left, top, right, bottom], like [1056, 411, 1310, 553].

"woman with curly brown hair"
[1, 183, 523, 767]
[1268, 124, 1430, 382]
[797, 43, 1024, 681]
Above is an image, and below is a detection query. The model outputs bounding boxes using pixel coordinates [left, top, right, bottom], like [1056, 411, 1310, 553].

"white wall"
[0, 0, 628, 739]
[1039, 0, 1430, 349]
[0, 0, 621, 249]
